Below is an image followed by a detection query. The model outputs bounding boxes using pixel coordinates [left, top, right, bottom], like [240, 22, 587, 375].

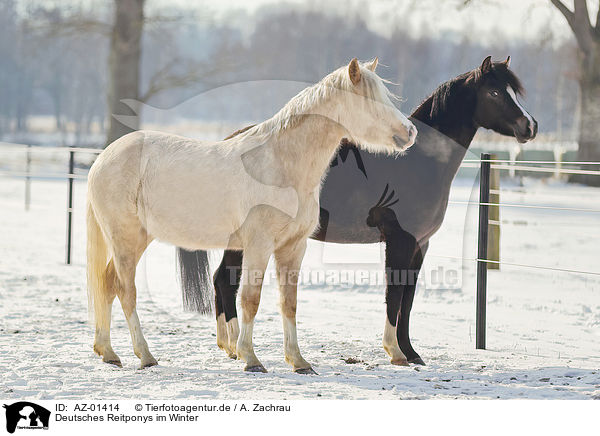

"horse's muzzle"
[514, 116, 538, 143]
[394, 125, 417, 150]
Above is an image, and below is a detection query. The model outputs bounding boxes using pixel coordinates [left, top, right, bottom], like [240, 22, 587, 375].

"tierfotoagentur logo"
[2, 402, 50, 434]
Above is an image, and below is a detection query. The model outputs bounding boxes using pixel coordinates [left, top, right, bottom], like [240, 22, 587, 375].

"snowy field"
[1, 171, 599, 400]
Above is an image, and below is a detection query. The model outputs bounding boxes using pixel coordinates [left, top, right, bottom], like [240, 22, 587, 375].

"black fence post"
[476, 152, 491, 350]
[66, 149, 75, 265]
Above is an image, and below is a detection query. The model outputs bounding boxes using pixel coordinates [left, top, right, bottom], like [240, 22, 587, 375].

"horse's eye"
[490, 90, 499, 97]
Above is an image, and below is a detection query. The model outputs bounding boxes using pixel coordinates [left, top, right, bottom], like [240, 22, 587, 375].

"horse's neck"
[411, 97, 478, 175]
[271, 116, 345, 194]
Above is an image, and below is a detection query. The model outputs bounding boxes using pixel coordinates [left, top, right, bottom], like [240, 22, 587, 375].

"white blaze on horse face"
[507, 86, 534, 136]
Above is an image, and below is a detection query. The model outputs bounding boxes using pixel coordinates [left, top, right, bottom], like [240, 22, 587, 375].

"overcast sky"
[27, 0, 596, 43]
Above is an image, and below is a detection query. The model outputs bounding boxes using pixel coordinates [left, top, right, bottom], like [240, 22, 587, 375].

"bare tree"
[24, 1, 236, 147]
[549, 0, 600, 185]
[105, 1, 232, 145]
[105, 0, 145, 145]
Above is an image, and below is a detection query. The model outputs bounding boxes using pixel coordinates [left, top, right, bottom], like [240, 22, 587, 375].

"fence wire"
[1, 142, 599, 277]
[427, 254, 600, 277]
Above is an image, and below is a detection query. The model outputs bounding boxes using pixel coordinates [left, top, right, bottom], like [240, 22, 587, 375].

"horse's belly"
[139, 175, 301, 250]
[143, 206, 240, 249]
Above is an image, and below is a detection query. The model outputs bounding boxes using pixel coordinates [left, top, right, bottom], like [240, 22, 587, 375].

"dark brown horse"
[179, 56, 537, 367]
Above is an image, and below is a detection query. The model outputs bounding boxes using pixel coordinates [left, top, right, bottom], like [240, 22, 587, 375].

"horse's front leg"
[382, 233, 418, 366]
[275, 239, 315, 374]
[397, 242, 428, 366]
[236, 244, 271, 373]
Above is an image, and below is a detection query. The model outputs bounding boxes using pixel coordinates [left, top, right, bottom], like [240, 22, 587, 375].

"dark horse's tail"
[176, 248, 213, 314]
[176, 126, 256, 315]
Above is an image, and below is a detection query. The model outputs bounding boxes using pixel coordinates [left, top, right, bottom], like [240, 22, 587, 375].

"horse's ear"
[503, 56, 511, 68]
[366, 57, 378, 72]
[349, 58, 361, 85]
[480, 56, 492, 74]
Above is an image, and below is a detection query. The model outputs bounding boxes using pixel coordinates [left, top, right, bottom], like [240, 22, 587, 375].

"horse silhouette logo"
[3, 402, 50, 433]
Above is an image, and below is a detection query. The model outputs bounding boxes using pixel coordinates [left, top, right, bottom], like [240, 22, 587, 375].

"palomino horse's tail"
[176, 248, 213, 314]
[86, 201, 110, 326]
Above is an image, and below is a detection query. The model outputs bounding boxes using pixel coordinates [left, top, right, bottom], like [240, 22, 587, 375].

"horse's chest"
[319, 166, 452, 244]
[277, 199, 320, 241]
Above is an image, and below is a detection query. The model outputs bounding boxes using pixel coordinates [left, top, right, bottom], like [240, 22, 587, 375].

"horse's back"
[89, 130, 223, 199]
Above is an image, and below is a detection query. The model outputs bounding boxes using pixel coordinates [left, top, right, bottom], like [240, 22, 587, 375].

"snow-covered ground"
[1, 171, 599, 400]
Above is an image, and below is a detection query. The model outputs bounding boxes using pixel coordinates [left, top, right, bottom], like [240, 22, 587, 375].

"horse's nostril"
[516, 116, 534, 138]
[409, 125, 417, 139]
[393, 135, 405, 148]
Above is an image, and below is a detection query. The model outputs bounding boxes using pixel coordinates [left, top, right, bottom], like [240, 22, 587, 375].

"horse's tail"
[176, 248, 213, 314]
[86, 201, 110, 326]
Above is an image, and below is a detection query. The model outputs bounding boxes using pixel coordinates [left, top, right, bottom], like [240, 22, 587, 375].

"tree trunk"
[105, 0, 144, 147]
[572, 43, 600, 186]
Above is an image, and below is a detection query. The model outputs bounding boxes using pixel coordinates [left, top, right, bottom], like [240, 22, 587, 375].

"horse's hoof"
[103, 358, 122, 368]
[409, 357, 426, 366]
[244, 364, 268, 373]
[295, 367, 318, 375]
[140, 358, 158, 369]
[391, 358, 410, 366]
[219, 344, 237, 360]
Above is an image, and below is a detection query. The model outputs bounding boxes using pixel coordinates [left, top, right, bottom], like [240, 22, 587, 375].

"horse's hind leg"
[214, 250, 243, 359]
[111, 226, 157, 369]
[382, 230, 419, 366]
[214, 271, 228, 354]
[93, 260, 121, 366]
[275, 239, 314, 374]
[397, 242, 428, 366]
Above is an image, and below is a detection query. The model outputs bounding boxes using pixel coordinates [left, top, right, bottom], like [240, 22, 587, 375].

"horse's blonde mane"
[235, 60, 396, 140]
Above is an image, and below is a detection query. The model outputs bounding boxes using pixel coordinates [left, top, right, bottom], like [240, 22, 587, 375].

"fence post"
[25, 144, 31, 211]
[476, 152, 491, 350]
[509, 146, 520, 178]
[488, 154, 500, 270]
[66, 149, 75, 265]
[553, 145, 564, 180]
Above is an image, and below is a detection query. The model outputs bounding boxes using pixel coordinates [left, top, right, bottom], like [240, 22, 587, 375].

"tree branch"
[30, 18, 111, 38]
[550, 0, 594, 54]
[140, 59, 218, 102]
[550, 0, 575, 27]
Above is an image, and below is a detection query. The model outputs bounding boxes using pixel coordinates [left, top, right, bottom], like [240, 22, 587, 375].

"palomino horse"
[203, 56, 537, 366]
[87, 58, 417, 373]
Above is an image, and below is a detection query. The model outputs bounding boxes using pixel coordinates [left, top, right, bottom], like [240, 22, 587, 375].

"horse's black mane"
[414, 62, 524, 126]
[470, 62, 524, 95]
